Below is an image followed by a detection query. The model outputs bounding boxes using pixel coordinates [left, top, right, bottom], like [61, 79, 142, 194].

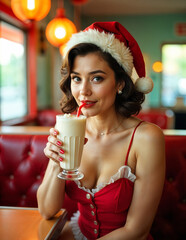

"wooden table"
[0, 207, 67, 240]
[0, 126, 50, 135]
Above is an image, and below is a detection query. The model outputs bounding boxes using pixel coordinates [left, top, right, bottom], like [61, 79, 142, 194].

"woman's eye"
[92, 76, 103, 82]
[72, 76, 81, 82]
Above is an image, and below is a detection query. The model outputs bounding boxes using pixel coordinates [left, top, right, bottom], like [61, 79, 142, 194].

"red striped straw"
[76, 102, 86, 117]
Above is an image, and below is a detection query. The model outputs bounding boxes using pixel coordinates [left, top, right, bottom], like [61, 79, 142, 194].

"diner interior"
[0, 0, 186, 240]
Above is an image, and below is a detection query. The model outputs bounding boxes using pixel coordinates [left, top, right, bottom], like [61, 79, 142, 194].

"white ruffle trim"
[69, 211, 88, 240]
[75, 165, 136, 197]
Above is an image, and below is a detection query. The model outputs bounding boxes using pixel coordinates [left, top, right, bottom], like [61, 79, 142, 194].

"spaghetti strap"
[125, 121, 143, 166]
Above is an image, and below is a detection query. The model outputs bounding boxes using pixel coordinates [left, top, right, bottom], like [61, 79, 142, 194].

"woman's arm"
[98, 123, 165, 240]
[37, 129, 66, 220]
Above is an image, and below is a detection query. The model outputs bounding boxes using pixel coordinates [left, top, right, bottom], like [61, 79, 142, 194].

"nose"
[80, 80, 92, 96]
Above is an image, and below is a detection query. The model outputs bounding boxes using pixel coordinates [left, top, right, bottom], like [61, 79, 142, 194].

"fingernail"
[59, 148, 65, 154]
[59, 157, 63, 162]
[57, 141, 62, 146]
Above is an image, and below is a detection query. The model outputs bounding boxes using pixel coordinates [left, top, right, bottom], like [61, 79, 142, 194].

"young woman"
[37, 22, 165, 240]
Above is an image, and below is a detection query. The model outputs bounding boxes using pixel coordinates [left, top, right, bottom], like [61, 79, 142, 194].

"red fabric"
[65, 121, 153, 239]
[85, 21, 145, 78]
[0, 135, 49, 207]
[151, 135, 186, 240]
[66, 178, 134, 239]
[0, 133, 185, 239]
[125, 121, 143, 164]
[37, 109, 61, 126]
[137, 110, 172, 129]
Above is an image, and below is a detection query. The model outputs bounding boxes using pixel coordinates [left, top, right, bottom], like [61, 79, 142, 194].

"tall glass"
[55, 114, 86, 180]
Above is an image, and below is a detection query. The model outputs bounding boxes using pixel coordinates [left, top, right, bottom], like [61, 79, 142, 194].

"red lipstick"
[81, 100, 96, 108]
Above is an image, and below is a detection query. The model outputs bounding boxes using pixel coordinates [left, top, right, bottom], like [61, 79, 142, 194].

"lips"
[80, 100, 97, 108]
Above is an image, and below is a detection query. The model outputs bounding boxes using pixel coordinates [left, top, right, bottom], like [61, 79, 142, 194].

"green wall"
[81, 13, 186, 107]
[36, 2, 186, 110]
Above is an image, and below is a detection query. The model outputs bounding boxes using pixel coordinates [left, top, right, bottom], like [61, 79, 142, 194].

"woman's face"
[70, 52, 121, 117]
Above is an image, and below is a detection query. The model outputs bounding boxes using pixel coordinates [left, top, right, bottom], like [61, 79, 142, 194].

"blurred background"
[0, 0, 186, 129]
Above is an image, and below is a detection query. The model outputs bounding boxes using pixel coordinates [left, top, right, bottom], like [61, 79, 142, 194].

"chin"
[82, 109, 98, 118]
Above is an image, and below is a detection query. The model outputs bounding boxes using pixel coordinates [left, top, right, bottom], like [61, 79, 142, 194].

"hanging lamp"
[11, 0, 51, 22]
[46, 1, 77, 47]
[59, 43, 67, 56]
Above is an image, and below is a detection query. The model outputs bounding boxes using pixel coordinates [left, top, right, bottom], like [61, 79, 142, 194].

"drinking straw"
[76, 102, 86, 117]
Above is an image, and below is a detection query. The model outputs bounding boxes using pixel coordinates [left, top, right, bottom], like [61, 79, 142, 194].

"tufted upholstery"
[0, 135, 48, 207]
[137, 109, 175, 129]
[36, 109, 62, 126]
[36, 109, 175, 129]
[151, 135, 186, 240]
[0, 133, 185, 240]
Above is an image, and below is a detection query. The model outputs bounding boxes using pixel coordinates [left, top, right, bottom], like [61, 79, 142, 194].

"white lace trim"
[69, 211, 88, 240]
[75, 165, 136, 197]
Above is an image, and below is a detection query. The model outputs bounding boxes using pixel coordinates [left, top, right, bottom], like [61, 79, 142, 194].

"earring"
[118, 89, 122, 94]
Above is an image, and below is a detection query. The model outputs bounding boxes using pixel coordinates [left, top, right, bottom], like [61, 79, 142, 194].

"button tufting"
[9, 175, 14, 180]
[168, 177, 174, 182]
[36, 175, 41, 180]
[94, 229, 98, 234]
[90, 204, 94, 209]
[28, 151, 31, 156]
[22, 194, 26, 199]
[94, 220, 98, 225]
[91, 211, 95, 216]
[86, 193, 91, 199]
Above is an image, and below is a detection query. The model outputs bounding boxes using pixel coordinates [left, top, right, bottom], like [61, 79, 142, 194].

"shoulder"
[134, 121, 165, 172]
[135, 121, 165, 146]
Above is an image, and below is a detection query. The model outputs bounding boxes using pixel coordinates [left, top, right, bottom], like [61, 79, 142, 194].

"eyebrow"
[71, 70, 106, 75]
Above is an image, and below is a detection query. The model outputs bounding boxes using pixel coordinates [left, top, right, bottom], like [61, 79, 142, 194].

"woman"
[37, 22, 165, 240]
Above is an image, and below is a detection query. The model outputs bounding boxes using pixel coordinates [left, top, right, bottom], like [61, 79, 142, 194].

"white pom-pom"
[135, 77, 154, 94]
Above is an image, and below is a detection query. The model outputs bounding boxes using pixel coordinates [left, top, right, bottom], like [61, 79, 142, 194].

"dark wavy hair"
[59, 43, 145, 118]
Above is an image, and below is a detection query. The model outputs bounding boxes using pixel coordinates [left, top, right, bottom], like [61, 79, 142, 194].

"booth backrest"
[151, 135, 186, 240]
[0, 133, 77, 217]
[0, 135, 48, 207]
[36, 110, 61, 126]
[137, 109, 175, 129]
[0, 132, 185, 240]
[36, 109, 174, 129]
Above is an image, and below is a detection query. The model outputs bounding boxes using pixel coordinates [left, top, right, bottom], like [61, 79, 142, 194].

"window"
[0, 2, 37, 125]
[0, 21, 27, 121]
[161, 44, 186, 108]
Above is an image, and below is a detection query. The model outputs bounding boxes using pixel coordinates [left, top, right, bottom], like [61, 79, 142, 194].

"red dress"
[65, 121, 153, 240]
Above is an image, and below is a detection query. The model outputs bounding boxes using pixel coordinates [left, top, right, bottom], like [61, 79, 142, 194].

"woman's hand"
[44, 128, 64, 165]
[44, 128, 88, 165]
[38, 127, 68, 219]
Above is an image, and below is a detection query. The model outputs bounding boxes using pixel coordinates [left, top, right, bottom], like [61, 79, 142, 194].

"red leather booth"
[36, 109, 62, 126]
[36, 109, 175, 129]
[137, 109, 175, 129]
[0, 131, 185, 240]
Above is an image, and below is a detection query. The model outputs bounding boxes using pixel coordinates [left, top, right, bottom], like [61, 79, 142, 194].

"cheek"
[71, 84, 78, 98]
[98, 85, 117, 99]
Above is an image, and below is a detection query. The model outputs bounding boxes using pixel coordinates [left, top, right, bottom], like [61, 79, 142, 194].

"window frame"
[0, 1, 37, 125]
[161, 41, 186, 110]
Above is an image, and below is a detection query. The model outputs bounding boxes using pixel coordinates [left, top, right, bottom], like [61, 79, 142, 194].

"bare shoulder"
[136, 121, 165, 145]
[134, 121, 165, 173]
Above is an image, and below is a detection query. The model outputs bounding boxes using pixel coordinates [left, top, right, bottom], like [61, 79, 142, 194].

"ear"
[117, 80, 125, 92]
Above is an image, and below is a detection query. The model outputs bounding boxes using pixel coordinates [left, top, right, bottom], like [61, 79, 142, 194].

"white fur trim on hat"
[135, 77, 154, 94]
[65, 29, 134, 76]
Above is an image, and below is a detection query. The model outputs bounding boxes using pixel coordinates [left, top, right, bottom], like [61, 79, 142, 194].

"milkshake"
[55, 114, 86, 180]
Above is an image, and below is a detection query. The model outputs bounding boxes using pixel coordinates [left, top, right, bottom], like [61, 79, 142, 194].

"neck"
[87, 114, 124, 137]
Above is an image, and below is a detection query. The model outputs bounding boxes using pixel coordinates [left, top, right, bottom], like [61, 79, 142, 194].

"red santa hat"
[65, 21, 153, 94]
